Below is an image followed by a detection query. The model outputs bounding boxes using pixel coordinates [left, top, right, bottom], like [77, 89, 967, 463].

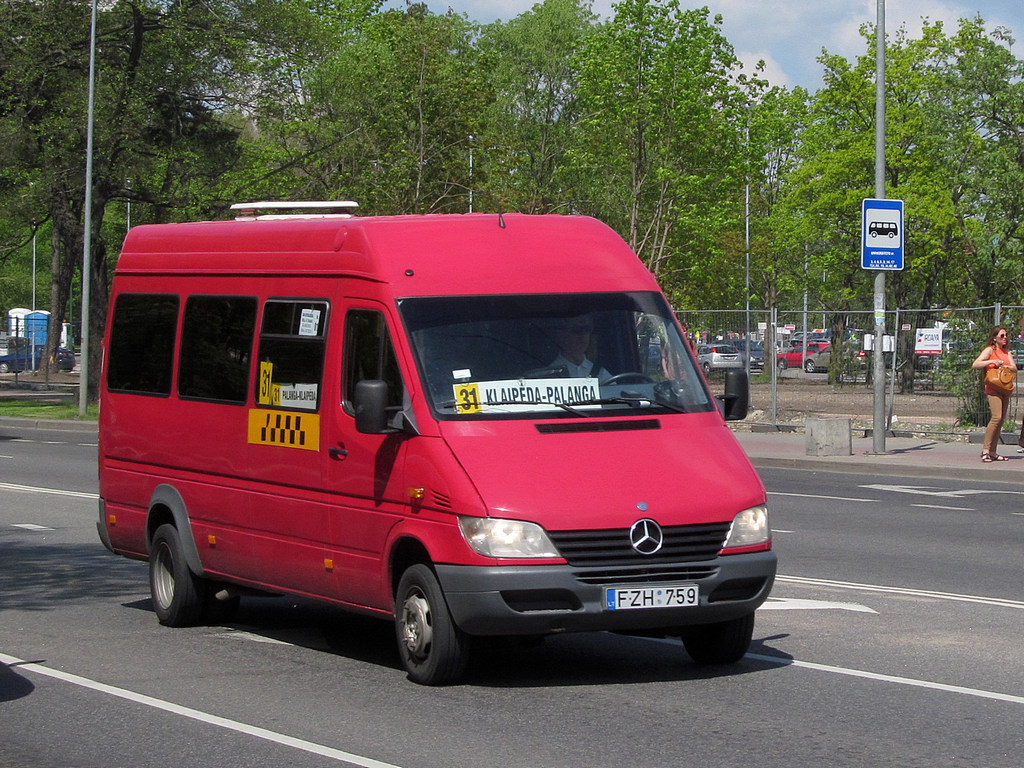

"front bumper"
[436, 550, 776, 636]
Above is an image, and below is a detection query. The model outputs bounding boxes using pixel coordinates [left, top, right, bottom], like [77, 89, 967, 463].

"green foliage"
[568, 0, 750, 304]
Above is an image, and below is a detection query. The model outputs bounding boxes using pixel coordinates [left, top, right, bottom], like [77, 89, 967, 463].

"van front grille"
[574, 565, 719, 586]
[549, 522, 731, 567]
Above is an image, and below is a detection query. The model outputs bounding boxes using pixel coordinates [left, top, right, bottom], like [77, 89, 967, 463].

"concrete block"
[806, 417, 852, 456]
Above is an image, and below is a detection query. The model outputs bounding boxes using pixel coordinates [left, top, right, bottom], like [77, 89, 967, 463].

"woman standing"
[972, 326, 1017, 462]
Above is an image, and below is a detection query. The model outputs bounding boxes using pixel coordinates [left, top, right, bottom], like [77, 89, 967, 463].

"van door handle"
[329, 445, 348, 460]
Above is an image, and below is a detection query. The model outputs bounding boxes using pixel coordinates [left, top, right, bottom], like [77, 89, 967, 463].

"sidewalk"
[732, 425, 1024, 483]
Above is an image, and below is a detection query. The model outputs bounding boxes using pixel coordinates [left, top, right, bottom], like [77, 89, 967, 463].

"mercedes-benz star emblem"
[629, 518, 664, 555]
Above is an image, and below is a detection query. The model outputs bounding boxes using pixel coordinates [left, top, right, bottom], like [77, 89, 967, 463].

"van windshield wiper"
[448, 399, 591, 417]
[574, 395, 688, 414]
[441, 395, 686, 417]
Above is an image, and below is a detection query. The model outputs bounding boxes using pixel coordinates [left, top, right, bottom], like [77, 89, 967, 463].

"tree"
[474, 0, 596, 213]
[567, 0, 749, 305]
[0, 0, 255, 399]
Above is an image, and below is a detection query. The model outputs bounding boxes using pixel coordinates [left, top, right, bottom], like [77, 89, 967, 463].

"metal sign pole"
[872, 0, 887, 454]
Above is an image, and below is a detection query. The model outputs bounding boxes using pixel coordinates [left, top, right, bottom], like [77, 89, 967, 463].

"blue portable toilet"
[7, 308, 50, 371]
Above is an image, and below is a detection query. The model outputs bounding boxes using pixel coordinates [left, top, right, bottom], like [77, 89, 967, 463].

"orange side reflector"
[324, 558, 334, 571]
[207, 535, 217, 546]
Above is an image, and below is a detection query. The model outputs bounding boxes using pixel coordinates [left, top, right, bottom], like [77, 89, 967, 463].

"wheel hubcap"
[152, 544, 175, 609]
[400, 591, 432, 659]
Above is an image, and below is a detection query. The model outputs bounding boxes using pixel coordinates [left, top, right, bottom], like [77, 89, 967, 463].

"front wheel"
[395, 564, 470, 685]
[149, 524, 206, 627]
[681, 612, 755, 665]
[804, 359, 817, 373]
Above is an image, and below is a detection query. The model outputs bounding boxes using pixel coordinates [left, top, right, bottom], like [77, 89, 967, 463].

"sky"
[381, 1, 1024, 89]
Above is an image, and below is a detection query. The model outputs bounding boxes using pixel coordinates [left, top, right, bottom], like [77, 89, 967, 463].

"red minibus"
[97, 202, 775, 684]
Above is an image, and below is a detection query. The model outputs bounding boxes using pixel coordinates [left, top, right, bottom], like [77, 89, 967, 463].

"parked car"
[787, 331, 829, 347]
[1010, 339, 1024, 369]
[777, 341, 831, 373]
[696, 343, 743, 374]
[0, 345, 76, 373]
[729, 339, 765, 370]
[56, 347, 77, 372]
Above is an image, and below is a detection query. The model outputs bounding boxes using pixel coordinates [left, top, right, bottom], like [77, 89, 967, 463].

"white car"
[696, 344, 743, 374]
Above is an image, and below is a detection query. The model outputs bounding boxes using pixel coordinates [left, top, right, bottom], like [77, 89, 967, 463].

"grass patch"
[0, 399, 98, 420]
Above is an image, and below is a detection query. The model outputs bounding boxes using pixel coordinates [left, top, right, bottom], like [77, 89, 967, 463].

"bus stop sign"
[862, 198, 904, 270]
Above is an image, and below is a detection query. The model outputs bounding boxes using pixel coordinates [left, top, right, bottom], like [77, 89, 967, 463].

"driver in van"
[550, 315, 611, 381]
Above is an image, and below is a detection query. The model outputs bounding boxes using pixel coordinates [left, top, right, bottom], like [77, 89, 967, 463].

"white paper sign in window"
[299, 308, 322, 337]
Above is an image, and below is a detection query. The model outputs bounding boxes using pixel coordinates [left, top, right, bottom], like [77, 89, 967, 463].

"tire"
[395, 564, 470, 685]
[776, 359, 786, 372]
[702, 362, 711, 374]
[681, 612, 755, 665]
[0, 362, 9, 373]
[149, 524, 207, 627]
[804, 359, 816, 373]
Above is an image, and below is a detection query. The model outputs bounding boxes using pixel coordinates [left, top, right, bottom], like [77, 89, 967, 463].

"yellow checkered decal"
[248, 409, 320, 451]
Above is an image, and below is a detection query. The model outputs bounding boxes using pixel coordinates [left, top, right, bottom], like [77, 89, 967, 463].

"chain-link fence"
[676, 305, 1024, 431]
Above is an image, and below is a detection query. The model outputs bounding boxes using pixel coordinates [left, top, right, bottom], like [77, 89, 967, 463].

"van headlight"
[458, 516, 560, 558]
[722, 505, 771, 552]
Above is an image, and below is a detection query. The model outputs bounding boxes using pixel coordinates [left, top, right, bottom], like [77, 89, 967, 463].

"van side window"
[178, 296, 257, 403]
[256, 300, 328, 411]
[343, 310, 403, 409]
[107, 293, 179, 395]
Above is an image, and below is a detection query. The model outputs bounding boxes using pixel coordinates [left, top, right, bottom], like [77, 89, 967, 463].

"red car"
[777, 341, 831, 373]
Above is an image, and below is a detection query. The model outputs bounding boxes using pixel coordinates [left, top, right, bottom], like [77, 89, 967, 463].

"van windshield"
[399, 292, 715, 418]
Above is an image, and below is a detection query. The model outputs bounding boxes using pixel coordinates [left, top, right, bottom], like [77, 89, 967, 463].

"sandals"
[981, 453, 1008, 462]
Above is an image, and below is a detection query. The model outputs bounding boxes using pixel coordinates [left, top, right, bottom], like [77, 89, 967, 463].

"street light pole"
[79, 0, 97, 417]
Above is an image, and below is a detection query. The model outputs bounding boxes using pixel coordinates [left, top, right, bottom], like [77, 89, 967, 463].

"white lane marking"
[911, 504, 974, 511]
[218, 629, 293, 646]
[746, 653, 1024, 706]
[777, 575, 1024, 610]
[768, 491, 878, 503]
[761, 597, 877, 613]
[11, 523, 55, 532]
[862, 483, 1024, 498]
[0, 482, 97, 499]
[0, 653, 403, 768]
[8, 438, 97, 448]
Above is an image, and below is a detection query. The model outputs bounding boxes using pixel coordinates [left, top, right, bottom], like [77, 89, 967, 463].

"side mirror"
[720, 369, 749, 421]
[354, 380, 391, 434]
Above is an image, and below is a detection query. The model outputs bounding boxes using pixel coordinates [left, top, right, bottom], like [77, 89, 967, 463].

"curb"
[0, 416, 98, 434]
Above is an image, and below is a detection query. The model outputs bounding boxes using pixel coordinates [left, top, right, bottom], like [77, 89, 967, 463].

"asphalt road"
[1, 423, 1022, 768]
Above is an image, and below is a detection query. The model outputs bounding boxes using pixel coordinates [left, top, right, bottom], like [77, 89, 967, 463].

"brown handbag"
[985, 365, 1015, 394]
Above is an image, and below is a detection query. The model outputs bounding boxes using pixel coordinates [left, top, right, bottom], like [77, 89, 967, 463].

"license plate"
[605, 584, 699, 610]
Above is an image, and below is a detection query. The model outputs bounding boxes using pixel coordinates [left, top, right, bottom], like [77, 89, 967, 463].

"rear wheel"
[395, 564, 470, 685]
[149, 524, 206, 627]
[681, 613, 755, 665]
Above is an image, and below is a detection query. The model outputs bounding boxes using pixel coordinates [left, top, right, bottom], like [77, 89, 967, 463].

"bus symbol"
[868, 221, 898, 238]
